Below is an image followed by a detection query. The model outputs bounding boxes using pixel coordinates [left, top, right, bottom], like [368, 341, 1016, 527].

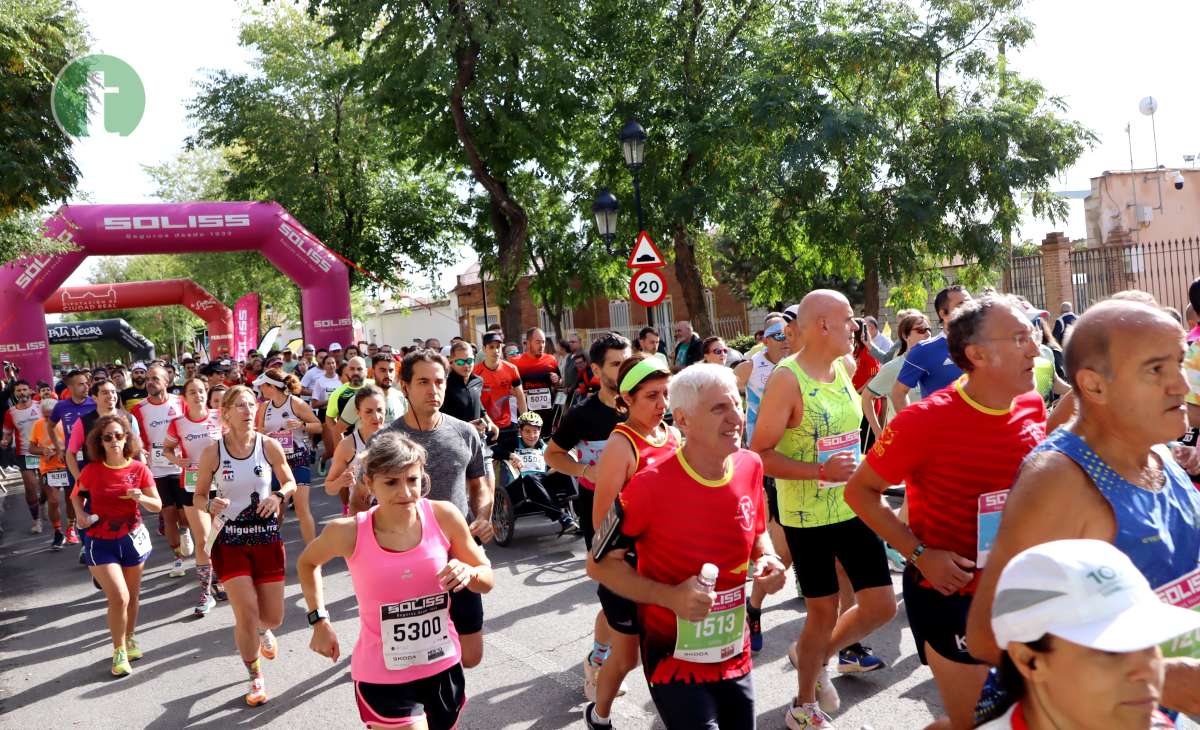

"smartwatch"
[306, 608, 330, 626]
[909, 543, 927, 564]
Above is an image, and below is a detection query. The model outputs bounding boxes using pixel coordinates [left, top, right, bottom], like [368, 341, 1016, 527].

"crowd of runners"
[2, 283, 1199, 730]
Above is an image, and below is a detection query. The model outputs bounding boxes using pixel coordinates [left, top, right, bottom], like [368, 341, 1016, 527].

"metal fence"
[1007, 254, 1046, 310]
[574, 316, 749, 352]
[1069, 237, 1200, 314]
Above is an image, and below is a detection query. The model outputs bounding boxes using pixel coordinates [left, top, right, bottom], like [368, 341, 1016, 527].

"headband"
[619, 358, 670, 394]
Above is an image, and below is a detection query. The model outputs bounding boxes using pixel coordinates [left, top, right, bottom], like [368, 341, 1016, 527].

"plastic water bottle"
[696, 563, 719, 592]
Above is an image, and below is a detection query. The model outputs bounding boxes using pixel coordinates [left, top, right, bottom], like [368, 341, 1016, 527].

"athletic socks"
[245, 657, 262, 679]
[588, 641, 611, 667]
[747, 602, 762, 623]
[589, 705, 611, 726]
[196, 564, 213, 598]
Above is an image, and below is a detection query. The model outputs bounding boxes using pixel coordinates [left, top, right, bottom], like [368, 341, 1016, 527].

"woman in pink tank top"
[298, 430, 493, 729]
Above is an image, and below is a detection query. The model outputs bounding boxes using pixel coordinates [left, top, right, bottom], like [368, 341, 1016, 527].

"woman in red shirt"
[71, 413, 162, 677]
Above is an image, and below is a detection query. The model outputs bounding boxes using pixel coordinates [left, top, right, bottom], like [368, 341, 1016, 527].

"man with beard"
[335, 354, 406, 429]
[323, 356, 370, 459]
[120, 363, 149, 410]
[49, 369, 96, 545]
[511, 327, 561, 439]
[2, 380, 47, 533]
[130, 365, 190, 576]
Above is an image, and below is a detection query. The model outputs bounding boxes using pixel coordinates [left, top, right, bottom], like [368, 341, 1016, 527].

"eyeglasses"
[912, 326, 931, 334]
[981, 331, 1036, 348]
[102, 432, 126, 443]
[452, 358, 475, 367]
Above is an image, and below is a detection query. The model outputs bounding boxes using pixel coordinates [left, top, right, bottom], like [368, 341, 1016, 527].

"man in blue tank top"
[966, 297, 1200, 718]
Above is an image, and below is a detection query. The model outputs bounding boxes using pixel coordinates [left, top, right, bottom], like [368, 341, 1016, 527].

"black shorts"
[902, 565, 981, 666]
[355, 664, 465, 730]
[781, 517, 891, 598]
[763, 476, 779, 523]
[597, 556, 640, 636]
[449, 588, 484, 635]
[574, 487, 595, 550]
[155, 474, 191, 509]
[647, 673, 754, 729]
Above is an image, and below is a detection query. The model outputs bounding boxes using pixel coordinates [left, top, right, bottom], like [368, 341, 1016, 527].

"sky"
[63, 0, 1200, 290]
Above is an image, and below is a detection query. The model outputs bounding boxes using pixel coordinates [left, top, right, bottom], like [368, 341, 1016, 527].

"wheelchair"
[490, 459, 581, 547]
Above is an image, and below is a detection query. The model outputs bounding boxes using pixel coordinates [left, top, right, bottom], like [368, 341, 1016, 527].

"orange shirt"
[30, 418, 66, 473]
[473, 360, 523, 428]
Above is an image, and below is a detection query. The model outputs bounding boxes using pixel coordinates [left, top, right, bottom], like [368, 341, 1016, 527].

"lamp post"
[619, 119, 647, 233]
[591, 189, 620, 254]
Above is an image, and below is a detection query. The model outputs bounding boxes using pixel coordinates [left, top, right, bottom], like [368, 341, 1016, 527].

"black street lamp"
[619, 119, 647, 232]
[591, 188, 620, 256]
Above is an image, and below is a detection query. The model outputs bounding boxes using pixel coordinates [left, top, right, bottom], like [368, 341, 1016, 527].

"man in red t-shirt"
[474, 332, 526, 459]
[510, 327, 560, 438]
[845, 293, 1047, 730]
[587, 364, 786, 729]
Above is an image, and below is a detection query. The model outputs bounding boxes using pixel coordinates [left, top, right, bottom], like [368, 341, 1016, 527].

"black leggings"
[648, 674, 755, 729]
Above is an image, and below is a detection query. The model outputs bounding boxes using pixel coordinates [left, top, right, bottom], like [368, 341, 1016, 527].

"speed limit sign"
[629, 268, 667, 307]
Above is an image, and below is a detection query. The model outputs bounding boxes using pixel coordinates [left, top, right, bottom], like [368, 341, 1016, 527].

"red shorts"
[211, 540, 285, 584]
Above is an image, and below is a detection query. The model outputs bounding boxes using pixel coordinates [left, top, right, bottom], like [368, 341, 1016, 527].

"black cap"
[482, 332, 504, 346]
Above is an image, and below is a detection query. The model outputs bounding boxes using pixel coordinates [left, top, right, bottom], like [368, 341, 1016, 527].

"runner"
[442, 341, 497, 442]
[862, 313, 931, 440]
[381, 349, 492, 668]
[586, 364, 787, 729]
[734, 314, 794, 652]
[255, 367, 322, 544]
[845, 293, 1047, 730]
[334, 353, 406, 429]
[2, 380, 45, 533]
[130, 365, 190, 577]
[324, 356, 369, 484]
[751, 290, 896, 730]
[325, 384, 386, 514]
[50, 370, 97, 546]
[71, 414, 161, 676]
[701, 336, 730, 366]
[511, 327, 560, 440]
[965, 297, 1200, 720]
[163, 377, 226, 616]
[474, 331, 526, 462]
[978, 540, 1197, 730]
[585, 353, 680, 727]
[298, 431, 494, 730]
[120, 363, 149, 410]
[891, 285, 973, 412]
[194, 385, 296, 707]
[28, 397, 68, 549]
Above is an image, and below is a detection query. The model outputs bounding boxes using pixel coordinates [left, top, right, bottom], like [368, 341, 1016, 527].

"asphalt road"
[0, 471, 944, 729]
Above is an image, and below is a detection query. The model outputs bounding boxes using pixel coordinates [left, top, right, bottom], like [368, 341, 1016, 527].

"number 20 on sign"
[630, 269, 667, 307]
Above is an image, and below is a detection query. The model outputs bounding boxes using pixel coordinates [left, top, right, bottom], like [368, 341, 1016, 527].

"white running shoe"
[30, 520, 43, 534]
[788, 642, 841, 713]
[179, 529, 194, 557]
[169, 558, 187, 577]
[785, 702, 837, 729]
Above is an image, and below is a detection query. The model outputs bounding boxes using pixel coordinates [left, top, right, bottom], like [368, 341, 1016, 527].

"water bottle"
[696, 563, 719, 592]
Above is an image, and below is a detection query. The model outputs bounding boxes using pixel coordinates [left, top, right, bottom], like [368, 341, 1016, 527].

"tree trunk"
[673, 224, 714, 337]
[863, 255, 880, 317]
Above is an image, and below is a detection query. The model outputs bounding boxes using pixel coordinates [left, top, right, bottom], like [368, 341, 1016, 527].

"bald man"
[751, 290, 896, 729]
[965, 298, 1200, 717]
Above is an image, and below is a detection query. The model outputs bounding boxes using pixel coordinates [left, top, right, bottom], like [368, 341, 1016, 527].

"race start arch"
[48, 318, 156, 361]
[0, 202, 353, 383]
[44, 279, 235, 357]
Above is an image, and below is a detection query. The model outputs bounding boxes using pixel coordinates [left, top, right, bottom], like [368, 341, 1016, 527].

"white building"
[362, 295, 461, 348]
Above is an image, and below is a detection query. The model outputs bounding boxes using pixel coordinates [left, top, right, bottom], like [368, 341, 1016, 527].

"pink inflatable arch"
[44, 279, 236, 356]
[0, 202, 353, 383]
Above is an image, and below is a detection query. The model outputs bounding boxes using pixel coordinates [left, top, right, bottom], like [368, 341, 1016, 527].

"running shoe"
[157, 512, 165, 536]
[168, 558, 187, 577]
[80, 547, 86, 565]
[785, 702, 836, 729]
[787, 643, 840, 713]
[125, 635, 143, 660]
[111, 647, 132, 677]
[212, 585, 229, 602]
[65, 526, 80, 544]
[583, 701, 612, 729]
[837, 643, 885, 673]
[245, 676, 268, 706]
[884, 544, 907, 574]
[748, 610, 763, 653]
[582, 655, 598, 702]
[195, 592, 217, 617]
[179, 528, 194, 557]
[259, 630, 278, 660]
[30, 520, 42, 534]
[51, 531, 65, 551]
[557, 513, 580, 536]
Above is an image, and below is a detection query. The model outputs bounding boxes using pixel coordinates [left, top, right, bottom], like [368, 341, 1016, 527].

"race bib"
[129, 524, 152, 558]
[976, 490, 1009, 569]
[47, 470, 68, 487]
[24, 455, 39, 470]
[1155, 567, 1200, 659]
[183, 467, 199, 492]
[674, 584, 746, 663]
[518, 450, 546, 474]
[150, 443, 168, 468]
[380, 592, 456, 670]
[816, 431, 861, 488]
[269, 430, 294, 455]
[527, 388, 552, 412]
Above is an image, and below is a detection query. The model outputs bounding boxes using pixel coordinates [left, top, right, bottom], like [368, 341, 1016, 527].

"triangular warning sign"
[626, 231, 665, 269]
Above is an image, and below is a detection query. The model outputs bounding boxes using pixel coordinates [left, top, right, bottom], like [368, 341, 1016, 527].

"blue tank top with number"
[1032, 428, 1200, 588]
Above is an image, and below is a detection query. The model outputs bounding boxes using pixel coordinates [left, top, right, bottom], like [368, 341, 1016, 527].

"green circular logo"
[51, 54, 145, 137]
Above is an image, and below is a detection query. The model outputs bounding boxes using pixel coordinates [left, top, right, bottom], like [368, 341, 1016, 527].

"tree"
[722, 0, 1093, 315]
[0, 0, 89, 263]
[312, 0, 595, 338]
[187, 4, 463, 292]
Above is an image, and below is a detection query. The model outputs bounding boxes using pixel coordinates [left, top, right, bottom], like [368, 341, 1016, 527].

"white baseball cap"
[131, 361, 148, 372]
[991, 539, 1200, 653]
[782, 304, 800, 323]
[328, 342, 343, 350]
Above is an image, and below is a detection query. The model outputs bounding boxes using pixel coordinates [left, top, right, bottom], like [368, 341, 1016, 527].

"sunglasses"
[768, 333, 787, 342]
[710, 348, 728, 355]
[452, 358, 475, 367]
[102, 432, 126, 443]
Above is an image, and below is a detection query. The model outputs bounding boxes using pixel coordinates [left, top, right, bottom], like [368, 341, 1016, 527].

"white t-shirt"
[302, 370, 342, 404]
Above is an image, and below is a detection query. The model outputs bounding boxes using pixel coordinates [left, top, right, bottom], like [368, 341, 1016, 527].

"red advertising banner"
[233, 293, 260, 361]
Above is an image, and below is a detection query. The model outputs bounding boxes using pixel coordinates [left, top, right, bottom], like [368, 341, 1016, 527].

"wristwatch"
[307, 608, 330, 626]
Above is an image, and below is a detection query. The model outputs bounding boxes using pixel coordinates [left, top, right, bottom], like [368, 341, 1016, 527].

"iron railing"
[1070, 237, 1200, 314]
